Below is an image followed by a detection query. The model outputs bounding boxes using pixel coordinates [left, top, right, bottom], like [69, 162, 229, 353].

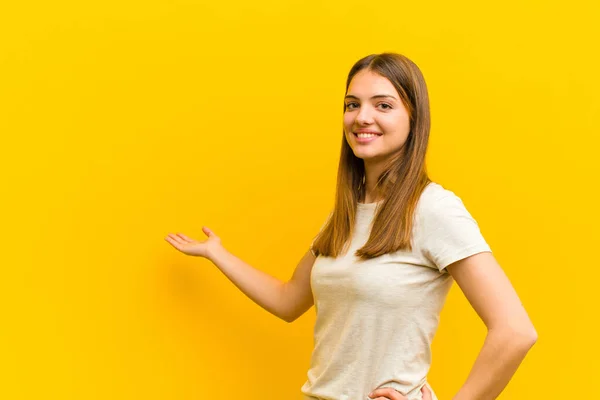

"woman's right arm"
[209, 245, 316, 323]
[165, 227, 317, 323]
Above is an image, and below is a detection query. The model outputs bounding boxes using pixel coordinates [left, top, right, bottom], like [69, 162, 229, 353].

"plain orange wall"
[1, 0, 599, 398]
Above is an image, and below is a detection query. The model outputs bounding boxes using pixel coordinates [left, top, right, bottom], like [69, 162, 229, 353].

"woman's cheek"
[343, 114, 354, 129]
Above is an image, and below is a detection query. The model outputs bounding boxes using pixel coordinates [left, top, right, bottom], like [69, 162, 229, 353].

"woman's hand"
[368, 384, 433, 400]
[164, 226, 222, 260]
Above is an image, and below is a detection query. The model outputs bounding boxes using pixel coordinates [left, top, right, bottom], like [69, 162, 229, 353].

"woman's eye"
[345, 102, 391, 110]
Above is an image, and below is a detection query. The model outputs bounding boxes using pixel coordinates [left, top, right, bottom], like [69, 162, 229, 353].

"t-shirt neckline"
[357, 200, 383, 208]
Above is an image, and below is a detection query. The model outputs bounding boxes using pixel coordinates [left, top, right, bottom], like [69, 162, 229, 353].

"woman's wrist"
[207, 242, 227, 264]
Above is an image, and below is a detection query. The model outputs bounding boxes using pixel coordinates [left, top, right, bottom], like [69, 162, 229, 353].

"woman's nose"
[356, 106, 374, 124]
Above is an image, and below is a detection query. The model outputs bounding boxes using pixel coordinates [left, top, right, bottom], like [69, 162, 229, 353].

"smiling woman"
[343, 74, 411, 161]
[302, 53, 536, 400]
[166, 52, 536, 400]
[344, 91, 408, 144]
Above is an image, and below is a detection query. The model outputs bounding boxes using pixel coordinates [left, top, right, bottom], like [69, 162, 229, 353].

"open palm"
[164, 226, 221, 259]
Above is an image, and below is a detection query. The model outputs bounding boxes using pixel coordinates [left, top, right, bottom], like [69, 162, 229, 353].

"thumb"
[421, 385, 432, 400]
[202, 226, 216, 237]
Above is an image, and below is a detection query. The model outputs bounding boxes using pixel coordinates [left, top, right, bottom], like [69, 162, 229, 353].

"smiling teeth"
[357, 133, 379, 138]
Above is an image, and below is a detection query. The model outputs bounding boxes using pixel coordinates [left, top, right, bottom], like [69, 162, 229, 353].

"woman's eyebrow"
[344, 94, 398, 101]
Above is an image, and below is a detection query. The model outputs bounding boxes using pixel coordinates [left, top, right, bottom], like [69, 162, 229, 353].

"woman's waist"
[301, 378, 437, 400]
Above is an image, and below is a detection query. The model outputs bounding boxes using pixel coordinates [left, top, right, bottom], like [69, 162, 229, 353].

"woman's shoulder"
[418, 181, 458, 209]
[415, 181, 476, 224]
[416, 181, 476, 224]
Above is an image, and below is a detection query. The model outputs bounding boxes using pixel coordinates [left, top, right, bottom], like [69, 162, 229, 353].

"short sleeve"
[417, 193, 492, 272]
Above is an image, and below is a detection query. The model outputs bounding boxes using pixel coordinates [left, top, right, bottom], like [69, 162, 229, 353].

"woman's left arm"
[446, 251, 538, 400]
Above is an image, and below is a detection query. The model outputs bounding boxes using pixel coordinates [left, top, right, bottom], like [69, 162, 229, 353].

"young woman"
[165, 53, 537, 400]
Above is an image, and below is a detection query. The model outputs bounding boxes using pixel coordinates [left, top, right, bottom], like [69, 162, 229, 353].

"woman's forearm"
[208, 244, 290, 322]
[452, 327, 537, 400]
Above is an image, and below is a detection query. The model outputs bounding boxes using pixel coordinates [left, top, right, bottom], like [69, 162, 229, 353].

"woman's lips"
[354, 132, 382, 143]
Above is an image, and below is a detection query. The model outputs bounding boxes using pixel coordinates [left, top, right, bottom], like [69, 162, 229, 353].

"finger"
[202, 226, 215, 237]
[166, 233, 186, 245]
[369, 388, 403, 399]
[164, 236, 181, 249]
[176, 233, 194, 242]
[421, 385, 432, 400]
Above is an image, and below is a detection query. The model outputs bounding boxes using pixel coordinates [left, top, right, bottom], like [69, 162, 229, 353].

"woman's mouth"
[354, 132, 382, 143]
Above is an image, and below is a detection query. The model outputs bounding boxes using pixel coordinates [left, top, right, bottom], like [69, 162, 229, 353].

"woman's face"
[343, 69, 411, 162]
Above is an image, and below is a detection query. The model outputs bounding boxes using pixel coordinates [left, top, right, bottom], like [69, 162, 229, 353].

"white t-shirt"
[301, 182, 492, 400]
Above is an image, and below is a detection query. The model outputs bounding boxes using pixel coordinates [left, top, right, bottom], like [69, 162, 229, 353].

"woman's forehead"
[347, 70, 397, 96]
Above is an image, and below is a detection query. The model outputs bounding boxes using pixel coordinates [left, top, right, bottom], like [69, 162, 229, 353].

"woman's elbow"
[516, 319, 538, 347]
[524, 326, 538, 348]
[492, 323, 538, 350]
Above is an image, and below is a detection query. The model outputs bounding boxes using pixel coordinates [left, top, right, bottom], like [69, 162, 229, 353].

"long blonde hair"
[311, 53, 432, 260]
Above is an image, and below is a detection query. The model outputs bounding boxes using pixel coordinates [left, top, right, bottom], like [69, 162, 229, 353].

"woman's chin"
[353, 150, 379, 160]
